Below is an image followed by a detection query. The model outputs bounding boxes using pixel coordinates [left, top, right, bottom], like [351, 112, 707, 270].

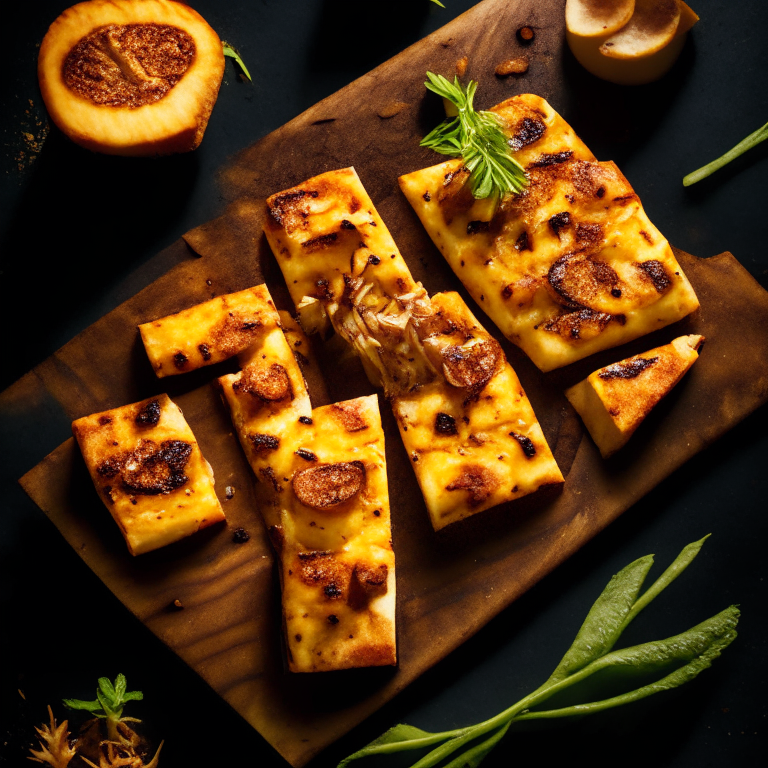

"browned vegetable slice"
[38, 0, 225, 155]
[292, 461, 366, 509]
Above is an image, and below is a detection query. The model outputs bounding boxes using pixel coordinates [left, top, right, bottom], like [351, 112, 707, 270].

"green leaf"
[430, 0, 446, 6]
[441, 721, 511, 768]
[222, 41, 252, 82]
[62, 698, 103, 715]
[98, 677, 116, 706]
[337, 724, 462, 767]
[518, 606, 739, 721]
[121, 690, 144, 703]
[114, 673, 127, 703]
[684, 119, 768, 186]
[421, 73, 527, 200]
[544, 555, 654, 687]
[97, 690, 118, 719]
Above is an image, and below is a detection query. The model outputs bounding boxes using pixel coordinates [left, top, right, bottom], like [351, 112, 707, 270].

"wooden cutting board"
[15, 0, 768, 765]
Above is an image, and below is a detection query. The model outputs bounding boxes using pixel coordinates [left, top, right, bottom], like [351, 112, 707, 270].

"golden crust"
[139, 285, 280, 377]
[72, 393, 225, 555]
[399, 94, 700, 371]
[565, 334, 704, 457]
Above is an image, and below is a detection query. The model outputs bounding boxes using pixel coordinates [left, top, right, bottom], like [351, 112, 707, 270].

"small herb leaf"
[421, 73, 527, 201]
[62, 698, 102, 714]
[114, 673, 127, 702]
[222, 41, 252, 82]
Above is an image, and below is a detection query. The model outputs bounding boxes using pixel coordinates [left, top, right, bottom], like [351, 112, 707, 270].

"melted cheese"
[264, 168, 563, 529]
[565, 334, 704, 457]
[217, 293, 395, 671]
[139, 285, 279, 377]
[399, 94, 699, 372]
[72, 394, 225, 555]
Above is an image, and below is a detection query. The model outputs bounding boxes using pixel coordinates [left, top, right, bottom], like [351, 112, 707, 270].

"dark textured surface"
[2, 1, 767, 767]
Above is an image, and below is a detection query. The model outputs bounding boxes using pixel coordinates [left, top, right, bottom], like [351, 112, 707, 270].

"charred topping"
[302, 233, 338, 252]
[637, 260, 672, 293]
[173, 352, 188, 369]
[548, 253, 620, 308]
[249, 433, 280, 453]
[530, 151, 573, 168]
[502, 284, 514, 299]
[575, 223, 603, 246]
[299, 416, 314, 425]
[596, 186, 606, 198]
[368, 254, 381, 265]
[442, 338, 503, 393]
[98, 415, 113, 426]
[445, 466, 498, 507]
[324, 584, 342, 599]
[232, 527, 250, 544]
[331, 402, 369, 432]
[135, 398, 161, 427]
[515, 231, 531, 251]
[268, 189, 318, 226]
[544, 308, 622, 340]
[509, 117, 546, 150]
[295, 448, 318, 462]
[259, 466, 282, 493]
[327, 614, 340, 624]
[348, 562, 389, 608]
[435, 412, 459, 436]
[423, 191, 431, 202]
[548, 211, 571, 237]
[509, 431, 537, 458]
[467, 220, 490, 235]
[340, 219, 356, 230]
[97, 439, 192, 496]
[237, 362, 293, 402]
[314, 278, 333, 301]
[292, 461, 366, 509]
[599, 356, 659, 380]
[198, 343, 212, 361]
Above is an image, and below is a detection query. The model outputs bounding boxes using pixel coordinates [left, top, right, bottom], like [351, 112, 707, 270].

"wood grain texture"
[13, 0, 768, 765]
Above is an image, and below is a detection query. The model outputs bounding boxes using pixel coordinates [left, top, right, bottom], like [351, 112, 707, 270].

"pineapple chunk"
[565, 334, 704, 457]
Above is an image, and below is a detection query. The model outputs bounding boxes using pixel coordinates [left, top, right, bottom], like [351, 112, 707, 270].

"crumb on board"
[495, 56, 529, 76]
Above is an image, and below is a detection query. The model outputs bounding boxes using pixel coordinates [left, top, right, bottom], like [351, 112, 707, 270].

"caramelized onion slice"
[292, 461, 366, 509]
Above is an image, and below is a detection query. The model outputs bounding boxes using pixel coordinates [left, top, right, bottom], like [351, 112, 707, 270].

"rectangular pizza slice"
[217, 306, 396, 671]
[264, 168, 563, 529]
[72, 393, 226, 556]
[399, 93, 700, 372]
[393, 292, 563, 529]
[139, 284, 280, 377]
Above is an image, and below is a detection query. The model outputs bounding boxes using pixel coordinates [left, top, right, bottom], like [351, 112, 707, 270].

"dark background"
[1, 1, 766, 766]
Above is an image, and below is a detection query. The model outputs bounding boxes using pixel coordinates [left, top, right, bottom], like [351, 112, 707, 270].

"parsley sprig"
[63, 673, 143, 741]
[420, 72, 528, 200]
[339, 536, 739, 768]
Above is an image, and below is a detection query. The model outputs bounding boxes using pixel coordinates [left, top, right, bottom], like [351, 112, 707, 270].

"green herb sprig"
[683, 119, 768, 186]
[63, 674, 143, 741]
[222, 41, 252, 82]
[420, 72, 527, 200]
[339, 536, 739, 768]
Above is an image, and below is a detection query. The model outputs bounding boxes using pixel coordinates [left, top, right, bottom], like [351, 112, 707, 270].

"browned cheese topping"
[236, 362, 293, 402]
[441, 338, 503, 392]
[292, 461, 366, 509]
[96, 439, 192, 495]
[598, 356, 659, 380]
[62, 24, 196, 108]
[445, 466, 499, 507]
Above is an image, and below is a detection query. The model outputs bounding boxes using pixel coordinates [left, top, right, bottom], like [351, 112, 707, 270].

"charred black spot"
[515, 231, 531, 251]
[324, 584, 342, 599]
[173, 352, 188, 369]
[135, 399, 161, 427]
[637, 260, 671, 292]
[423, 191, 431, 202]
[296, 448, 318, 462]
[368, 254, 381, 265]
[268, 189, 319, 226]
[198, 343, 212, 361]
[434, 412, 458, 435]
[509, 117, 546, 150]
[599, 356, 659, 380]
[232, 527, 250, 543]
[299, 416, 313, 425]
[98, 415, 112, 426]
[529, 150, 573, 168]
[596, 186, 606, 198]
[340, 219, 356, 230]
[467, 220, 490, 235]
[303, 233, 338, 252]
[548, 212, 571, 237]
[509, 431, 536, 458]
[250, 433, 280, 453]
